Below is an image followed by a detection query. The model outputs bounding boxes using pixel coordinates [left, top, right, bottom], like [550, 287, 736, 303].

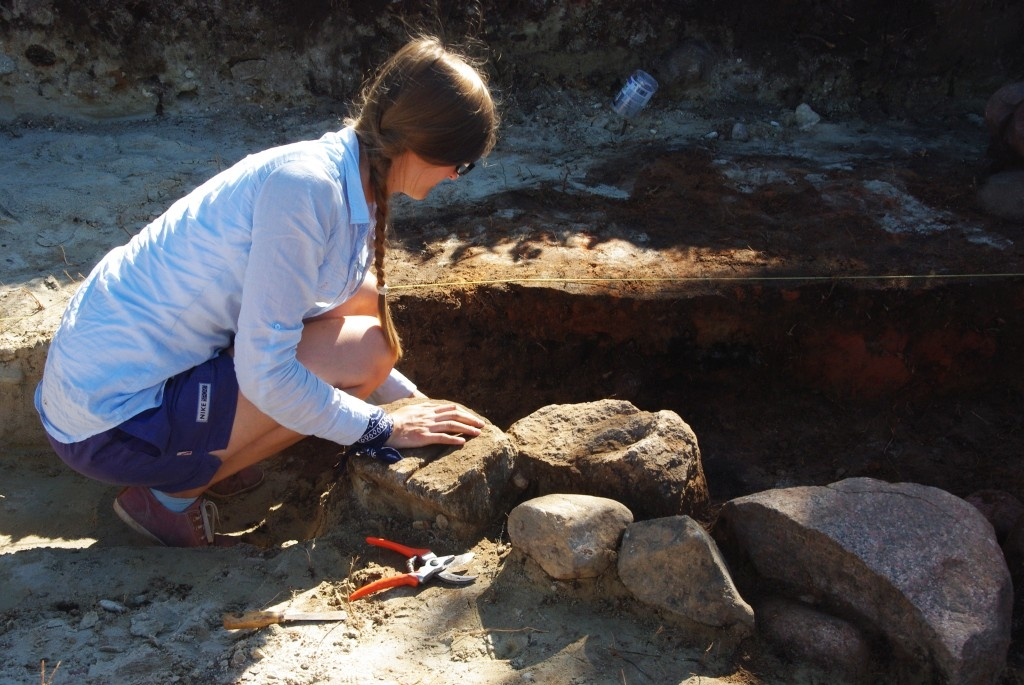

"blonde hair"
[347, 36, 499, 359]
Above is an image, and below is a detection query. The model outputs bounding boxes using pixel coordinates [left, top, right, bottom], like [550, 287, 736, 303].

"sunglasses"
[455, 161, 476, 176]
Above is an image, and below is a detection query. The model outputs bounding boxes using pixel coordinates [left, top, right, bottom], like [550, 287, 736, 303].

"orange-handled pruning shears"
[348, 536, 475, 601]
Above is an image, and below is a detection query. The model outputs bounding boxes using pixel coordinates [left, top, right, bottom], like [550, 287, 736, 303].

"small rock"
[618, 515, 754, 635]
[757, 596, 873, 679]
[24, 44, 57, 67]
[98, 599, 127, 614]
[984, 82, 1024, 138]
[977, 170, 1024, 221]
[795, 103, 821, 131]
[655, 40, 713, 86]
[508, 493, 633, 579]
[731, 122, 750, 141]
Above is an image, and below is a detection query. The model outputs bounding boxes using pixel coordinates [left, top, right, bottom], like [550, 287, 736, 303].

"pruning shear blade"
[348, 537, 476, 601]
[437, 552, 476, 583]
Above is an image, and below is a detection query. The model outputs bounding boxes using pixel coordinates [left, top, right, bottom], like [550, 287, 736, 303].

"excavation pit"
[392, 278, 1024, 508]
[241, 272, 1024, 553]
[224, 133, 1024, 548]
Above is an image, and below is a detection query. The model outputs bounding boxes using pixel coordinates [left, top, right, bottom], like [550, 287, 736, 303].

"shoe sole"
[113, 494, 167, 546]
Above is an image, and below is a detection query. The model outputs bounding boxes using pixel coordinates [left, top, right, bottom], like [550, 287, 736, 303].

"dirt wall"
[2, 0, 1022, 121]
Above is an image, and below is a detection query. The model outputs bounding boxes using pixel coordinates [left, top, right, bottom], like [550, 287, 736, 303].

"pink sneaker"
[206, 465, 265, 500]
[113, 486, 234, 547]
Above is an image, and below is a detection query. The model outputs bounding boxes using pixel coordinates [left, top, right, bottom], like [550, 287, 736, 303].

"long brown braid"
[365, 151, 399, 358]
[347, 36, 499, 361]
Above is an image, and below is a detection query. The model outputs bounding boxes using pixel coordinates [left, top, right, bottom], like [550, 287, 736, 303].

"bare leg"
[169, 311, 395, 498]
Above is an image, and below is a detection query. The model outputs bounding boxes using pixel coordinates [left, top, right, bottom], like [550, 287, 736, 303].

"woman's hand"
[386, 402, 484, 449]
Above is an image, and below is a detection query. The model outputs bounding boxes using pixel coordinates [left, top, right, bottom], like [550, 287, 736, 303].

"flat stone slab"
[347, 399, 519, 538]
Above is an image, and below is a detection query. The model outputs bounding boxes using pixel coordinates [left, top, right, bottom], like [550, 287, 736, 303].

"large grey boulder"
[618, 516, 754, 643]
[507, 493, 633, 579]
[507, 400, 709, 520]
[714, 478, 1013, 685]
[347, 399, 520, 538]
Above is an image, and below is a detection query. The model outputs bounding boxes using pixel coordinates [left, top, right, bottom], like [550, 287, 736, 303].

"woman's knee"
[298, 315, 394, 393]
[347, 316, 398, 383]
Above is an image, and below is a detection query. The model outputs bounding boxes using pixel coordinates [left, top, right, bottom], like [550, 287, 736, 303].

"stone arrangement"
[348, 397, 1018, 684]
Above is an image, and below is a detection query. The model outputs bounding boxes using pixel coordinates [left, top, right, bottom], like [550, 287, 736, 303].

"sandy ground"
[1, 443, 772, 685]
[1, 92, 1018, 684]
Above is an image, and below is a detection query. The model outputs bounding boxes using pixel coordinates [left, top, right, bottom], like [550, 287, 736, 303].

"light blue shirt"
[36, 126, 413, 445]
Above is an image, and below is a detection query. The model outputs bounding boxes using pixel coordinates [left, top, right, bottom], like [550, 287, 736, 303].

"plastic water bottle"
[612, 70, 659, 118]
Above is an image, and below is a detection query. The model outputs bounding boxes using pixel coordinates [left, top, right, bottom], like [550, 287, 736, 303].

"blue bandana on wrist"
[348, 408, 403, 464]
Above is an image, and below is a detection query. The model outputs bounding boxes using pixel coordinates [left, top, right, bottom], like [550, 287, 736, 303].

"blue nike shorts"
[47, 353, 239, 492]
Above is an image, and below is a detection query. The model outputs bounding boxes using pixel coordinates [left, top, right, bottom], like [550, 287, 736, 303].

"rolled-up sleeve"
[234, 162, 373, 445]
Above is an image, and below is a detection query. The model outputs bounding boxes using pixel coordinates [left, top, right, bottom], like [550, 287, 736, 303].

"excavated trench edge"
[391, 280, 1024, 502]
[6, 278, 1023, 505]
[396, 280, 1024, 417]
